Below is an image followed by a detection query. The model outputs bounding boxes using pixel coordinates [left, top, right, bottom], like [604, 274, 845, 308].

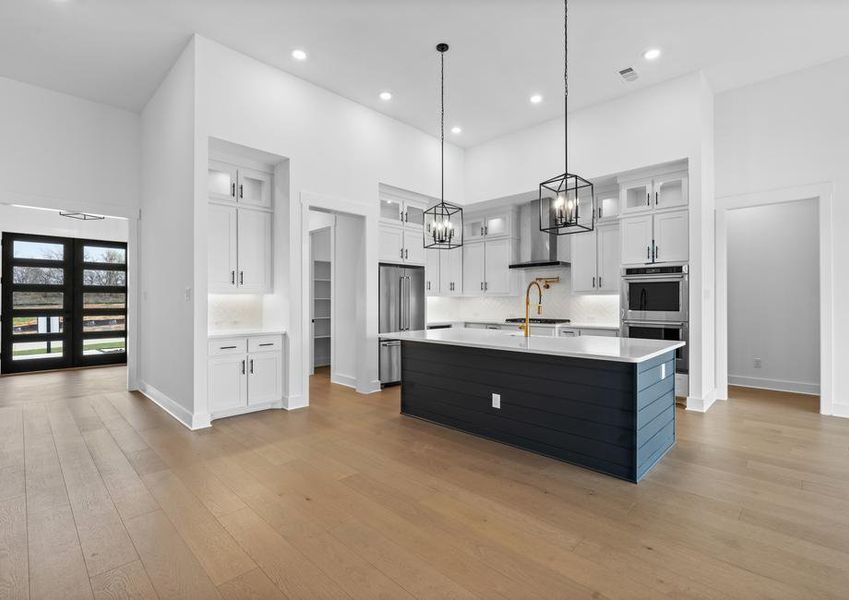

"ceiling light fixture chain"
[563, 0, 568, 171]
[440, 42, 445, 203]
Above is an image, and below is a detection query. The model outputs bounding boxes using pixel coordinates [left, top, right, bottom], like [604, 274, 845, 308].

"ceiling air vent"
[619, 67, 638, 82]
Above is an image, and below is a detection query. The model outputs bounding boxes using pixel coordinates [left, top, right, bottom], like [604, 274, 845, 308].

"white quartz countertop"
[208, 329, 286, 339]
[426, 320, 620, 331]
[380, 328, 683, 363]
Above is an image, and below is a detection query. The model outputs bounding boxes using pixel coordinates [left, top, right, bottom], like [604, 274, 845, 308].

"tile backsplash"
[208, 294, 264, 330]
[426, 269, 620, 324]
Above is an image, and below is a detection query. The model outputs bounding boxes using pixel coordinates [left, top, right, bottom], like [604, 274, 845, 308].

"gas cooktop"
[504, 318, 571, 324]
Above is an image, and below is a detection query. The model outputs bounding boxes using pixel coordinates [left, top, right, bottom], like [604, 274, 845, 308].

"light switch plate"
[492, 393, 501, 409]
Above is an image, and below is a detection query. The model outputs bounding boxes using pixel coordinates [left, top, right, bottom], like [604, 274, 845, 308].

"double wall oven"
[621, 264, 689, 381]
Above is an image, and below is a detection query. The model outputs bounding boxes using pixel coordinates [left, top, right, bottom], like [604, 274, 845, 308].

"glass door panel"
[1, 233, 128, 374]
[2, 233, 73, 373]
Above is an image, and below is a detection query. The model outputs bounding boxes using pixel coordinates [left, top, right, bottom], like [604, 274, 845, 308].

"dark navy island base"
[399, 340, 676, 483]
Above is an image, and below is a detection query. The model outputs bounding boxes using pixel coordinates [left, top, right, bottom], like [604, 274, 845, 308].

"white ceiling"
[2, 0, 849, 147]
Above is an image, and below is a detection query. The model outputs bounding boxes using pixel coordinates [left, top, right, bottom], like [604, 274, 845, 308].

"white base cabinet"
[207, 334, 285, 420]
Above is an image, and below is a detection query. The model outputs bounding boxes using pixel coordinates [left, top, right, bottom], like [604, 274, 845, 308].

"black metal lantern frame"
[423, 42, 464, 250]
[539, 172, 594, 235]
[424, 201, 463, 249]
[538, 0, 595, 236]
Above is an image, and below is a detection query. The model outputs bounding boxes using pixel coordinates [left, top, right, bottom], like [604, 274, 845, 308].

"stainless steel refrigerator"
[379, 263, 425, 385]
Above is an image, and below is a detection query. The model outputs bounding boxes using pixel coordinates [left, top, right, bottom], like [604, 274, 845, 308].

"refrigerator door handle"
[402, 276, 412, 330]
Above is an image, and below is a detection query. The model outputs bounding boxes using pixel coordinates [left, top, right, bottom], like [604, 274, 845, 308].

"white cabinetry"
[207, 159, 273, 293]
[378, 186, 428, 266]
[425, 248, 463, 296]
[439, 247, 463, 295]
[571, 222, 620, 293]
[207, 334, 285, 420]
[463, 208, 516, 242]
[621, 171, 688, 215]
[621, 209, 688, 265]
[463, 238, 516, 296]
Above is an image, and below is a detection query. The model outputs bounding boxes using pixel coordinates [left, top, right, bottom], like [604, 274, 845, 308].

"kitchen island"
[379, 329, 685, 482]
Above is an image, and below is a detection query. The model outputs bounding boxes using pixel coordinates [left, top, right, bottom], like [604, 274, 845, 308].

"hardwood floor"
[1, 367, 847, 599]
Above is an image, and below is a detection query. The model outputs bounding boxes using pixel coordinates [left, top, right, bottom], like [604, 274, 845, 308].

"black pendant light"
[539, 0, 594, 235]
[424, 43, 463, 250]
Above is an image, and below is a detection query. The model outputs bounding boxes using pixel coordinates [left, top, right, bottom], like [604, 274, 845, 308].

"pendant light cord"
[564, 0, 568, 174]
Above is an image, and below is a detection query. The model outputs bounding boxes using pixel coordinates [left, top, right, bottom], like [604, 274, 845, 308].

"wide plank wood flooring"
[0, 366, 847, 599]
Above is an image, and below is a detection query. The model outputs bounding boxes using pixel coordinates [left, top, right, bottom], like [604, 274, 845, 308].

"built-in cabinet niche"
[207, 159, 273, 293]
[377, 185, 427, 266]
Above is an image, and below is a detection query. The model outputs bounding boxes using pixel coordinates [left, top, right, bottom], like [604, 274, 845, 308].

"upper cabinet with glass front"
[208, 160, 272, 209]
[620, 171, 688, 215]
[463, 207, 517, 242]
[378, 187, 428, 230]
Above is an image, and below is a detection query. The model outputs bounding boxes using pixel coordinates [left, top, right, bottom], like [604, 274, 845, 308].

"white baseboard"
[211, 401, 283, 421]
[686, 388, 717, 413]
[831, 404, 849, 418]
[728, 375, 820, 396]
[331, 372, 357, 389]
[138, 380, 210, 430]
[284, 394, 308, 410]
[357, 379, 382, 395]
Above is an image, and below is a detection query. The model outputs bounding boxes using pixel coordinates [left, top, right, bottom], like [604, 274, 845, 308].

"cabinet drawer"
[208, 338, 247, 356]
[248, 335, 282, 353]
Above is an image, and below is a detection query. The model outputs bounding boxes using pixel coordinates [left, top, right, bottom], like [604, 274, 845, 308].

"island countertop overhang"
[379, 328, 685, 364]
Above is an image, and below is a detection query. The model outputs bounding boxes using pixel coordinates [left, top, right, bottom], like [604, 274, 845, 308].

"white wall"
[138, 39, 200, 427]
[726, 200, 819, 394]
[193, 35, 465, 411]
[463, 72, 715, 408]
[715, 55, 848, 413]
[0, 76, 139, 217]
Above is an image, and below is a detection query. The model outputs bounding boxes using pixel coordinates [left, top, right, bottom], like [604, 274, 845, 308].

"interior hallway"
[0, 367, 847, 599]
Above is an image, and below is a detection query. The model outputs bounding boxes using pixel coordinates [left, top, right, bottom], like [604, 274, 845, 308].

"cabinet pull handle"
[241, 360, 246, 375]
[240, 271, 244, 285]
[599, 276, 603, 288]
[480, 227, 484, 236]
[250, 359, 254, 374]
[480, 282, 483, 291]
[655, 191, 659, 205]
[485, 281, 488, 291]
[405, 248, 408, 259]
[647, 246, 651, 260]
[405, 210, 409, 222]
[231, 182, 236, 197]
[598, 206, 603, 219]
[259, 343, 274, 347]
[592, 276, 596, 288]
[231, 270, 235, 285]
[220, 345, 237, 350]
[655, 245, 659, 259]
[239, 184, 244, 199]
[400, 248, 404, 259]
[647, 192, 650, 206]
[484, 225, 488, 235]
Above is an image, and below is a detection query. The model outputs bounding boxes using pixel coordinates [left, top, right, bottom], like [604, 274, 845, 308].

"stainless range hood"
[509, 199, 570, 269]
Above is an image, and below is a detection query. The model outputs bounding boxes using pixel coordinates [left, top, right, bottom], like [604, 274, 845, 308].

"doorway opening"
[716, 183, 833, 415]
[1, 232, 128, 374]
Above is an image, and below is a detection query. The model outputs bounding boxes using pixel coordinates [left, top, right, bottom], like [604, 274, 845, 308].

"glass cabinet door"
[654, 174, 688, 210]
[404, 202, 425, 229]
[208, 160, 238, 203]
[464, 216, 486, 241]
[380, 197, 403, 224]
[621, 178, 653, 214]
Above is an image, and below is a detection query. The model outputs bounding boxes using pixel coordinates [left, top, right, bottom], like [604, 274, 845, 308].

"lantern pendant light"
[424, 43, 463, 250]
[539, 0, 594, 236]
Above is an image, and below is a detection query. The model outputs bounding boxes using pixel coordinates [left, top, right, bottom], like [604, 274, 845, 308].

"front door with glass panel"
[1, 233, 127, 374]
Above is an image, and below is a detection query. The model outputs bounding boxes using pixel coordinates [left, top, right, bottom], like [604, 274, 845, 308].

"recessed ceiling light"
[529, 94, 543, 104]
[379, 91, 393, 101]
[643, 48, 661, 61]
[451, 126, 462, 134]
[291, 49, 307, 61]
